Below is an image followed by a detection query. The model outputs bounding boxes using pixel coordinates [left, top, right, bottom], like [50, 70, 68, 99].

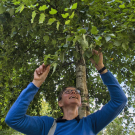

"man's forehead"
[66, 87, 76, 90]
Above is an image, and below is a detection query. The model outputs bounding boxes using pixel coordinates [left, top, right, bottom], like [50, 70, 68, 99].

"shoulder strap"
[48, 119, 57, 135]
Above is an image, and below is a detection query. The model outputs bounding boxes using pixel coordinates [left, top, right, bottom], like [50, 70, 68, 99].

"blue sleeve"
[5, 82, 54, 135]
[87, 71, 127, 134]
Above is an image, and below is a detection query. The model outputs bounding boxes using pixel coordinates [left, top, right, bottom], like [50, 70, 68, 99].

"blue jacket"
[5, 71, 127, 135]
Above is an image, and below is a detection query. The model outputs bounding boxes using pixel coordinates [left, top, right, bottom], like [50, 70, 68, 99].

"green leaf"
[0, 125, 2, 130]
[43, 36, 49, 42]
[65, 20, 70, 25]
[63, 44, 68, 47]
[11, 27, 17, 37]
[63, 28, 68, 33]
[61, 13, 69, 18]
[95, 40, 101, 45]
[39, 5, 48, 11]
[44, 54, 52, 65]
[122, 43, 127, 50]
[31, 11, 36, 23]
[36, 3, 39, 7]
[1, 118, 5, 123]
[9, 8, 14, 16]
[15, 4, 24, 13]
[77, 35, 88, 51]
[0, 4, 6, 14]
[20, 4, 24, 13]
[44, 54, 50, 59]
[48, 18, 56, 25]
[94, 36, 102, 45]
[119, 4, 125, 8]
[44, 59, 52, 65]
[91, 54, 99, 64]
[56, 21, 60, 30]
[122, 41, 128, 50]
[52, 39, 56, 45]
[52, 63, 57, 74]
[108, 34, 115, 37]
[78, 29, 86, 34]
[71, 3, 78, 9]
[114, 40, 121, 46]
[15, 5, 20, 13]
[73, 35, 80, 46]
[105, 36, 111, 42]
[131, 19, 135, 22]
[91, 26, 98, 35]
[95, 36, 102, 41]
[67, 36, 74, 42]
[39, 13, 45, 24]
[69, 12, 75, 19]
[83, 34, 88, 48]
[64, 8, 69, 11]
[84, 50, 92, 58]
[49, 8, 57, 14]
[60, 52, 64, 63]
[13, 1, 20, 5]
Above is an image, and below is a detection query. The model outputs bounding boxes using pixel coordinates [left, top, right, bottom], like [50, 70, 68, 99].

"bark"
[76, 45, 90, 118]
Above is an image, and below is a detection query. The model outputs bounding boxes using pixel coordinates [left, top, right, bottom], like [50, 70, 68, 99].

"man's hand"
[32, 63, 50, 87]
[90, 49, 107, 74]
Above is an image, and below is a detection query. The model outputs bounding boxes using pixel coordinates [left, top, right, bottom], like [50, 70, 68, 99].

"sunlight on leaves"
[39, 13, 45, 24]
[48, 18, 56, 25]
[49, 8, 57, 14]
[70, 3, 78, 9]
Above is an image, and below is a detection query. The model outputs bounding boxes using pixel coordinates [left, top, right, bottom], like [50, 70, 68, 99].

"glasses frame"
[63, 89, 80, 94]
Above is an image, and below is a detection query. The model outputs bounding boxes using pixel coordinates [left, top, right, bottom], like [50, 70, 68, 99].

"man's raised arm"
[88, 49, 127, 134]
[5, 64, 54, 135]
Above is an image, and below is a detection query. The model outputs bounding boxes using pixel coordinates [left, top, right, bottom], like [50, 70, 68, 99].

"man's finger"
[42, 64, 50, 72]
[46, 65, 50, 72]
[42, 65, 50, 77]
[36, 68, 41, 75]
[39, 65, 44, 73]
[92, 49, 99, 55]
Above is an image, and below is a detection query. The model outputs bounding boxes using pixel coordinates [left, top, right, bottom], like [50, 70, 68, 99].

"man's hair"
[58, 86, 77, 113]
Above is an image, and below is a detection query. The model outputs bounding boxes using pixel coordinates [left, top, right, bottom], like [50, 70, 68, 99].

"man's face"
[58, 87, 82, 108]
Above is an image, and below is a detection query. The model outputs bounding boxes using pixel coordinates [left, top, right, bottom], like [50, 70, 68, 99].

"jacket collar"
[56, 115, 80, 123]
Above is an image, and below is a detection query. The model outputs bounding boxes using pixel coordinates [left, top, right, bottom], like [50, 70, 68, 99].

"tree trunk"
[76, 46, 90, 118]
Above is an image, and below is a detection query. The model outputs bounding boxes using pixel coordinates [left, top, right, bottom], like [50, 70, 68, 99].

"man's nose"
[71, 90, 76, 94]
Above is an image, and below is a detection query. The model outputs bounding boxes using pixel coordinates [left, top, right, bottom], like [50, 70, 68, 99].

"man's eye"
[66, 90, 70, 93]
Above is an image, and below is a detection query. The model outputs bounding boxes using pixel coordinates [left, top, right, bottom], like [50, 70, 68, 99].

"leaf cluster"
[0, 0, 135, 130]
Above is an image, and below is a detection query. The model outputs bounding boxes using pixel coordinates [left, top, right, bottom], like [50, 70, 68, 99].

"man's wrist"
[96, 64, 108, 74]
[32, 80, 42, 88]
[95, 64, 104, 71]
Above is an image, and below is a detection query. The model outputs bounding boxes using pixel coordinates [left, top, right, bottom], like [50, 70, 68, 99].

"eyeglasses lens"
[64, 89, 80, 94]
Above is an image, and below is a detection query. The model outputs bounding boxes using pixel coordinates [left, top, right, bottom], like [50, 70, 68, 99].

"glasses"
[64, 89, 80, 94]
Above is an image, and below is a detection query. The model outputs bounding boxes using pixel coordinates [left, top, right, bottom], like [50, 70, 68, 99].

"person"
[5, 49, 127, 135]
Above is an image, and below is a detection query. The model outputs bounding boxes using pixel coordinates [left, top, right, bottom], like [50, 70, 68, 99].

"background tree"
[104, 117, 124, 135]
[0, 0, 135, 133]
[129, 130, 135, 135]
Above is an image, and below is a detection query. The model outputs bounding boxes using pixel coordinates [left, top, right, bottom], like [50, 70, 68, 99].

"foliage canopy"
[0, 0, 135, 131]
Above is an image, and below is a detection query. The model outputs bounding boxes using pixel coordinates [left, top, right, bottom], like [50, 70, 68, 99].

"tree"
[104, 117, 124, 135]
[0, 0, 135, 132]
[129, 130, 135, 135]
[98, 116, 135, 135]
